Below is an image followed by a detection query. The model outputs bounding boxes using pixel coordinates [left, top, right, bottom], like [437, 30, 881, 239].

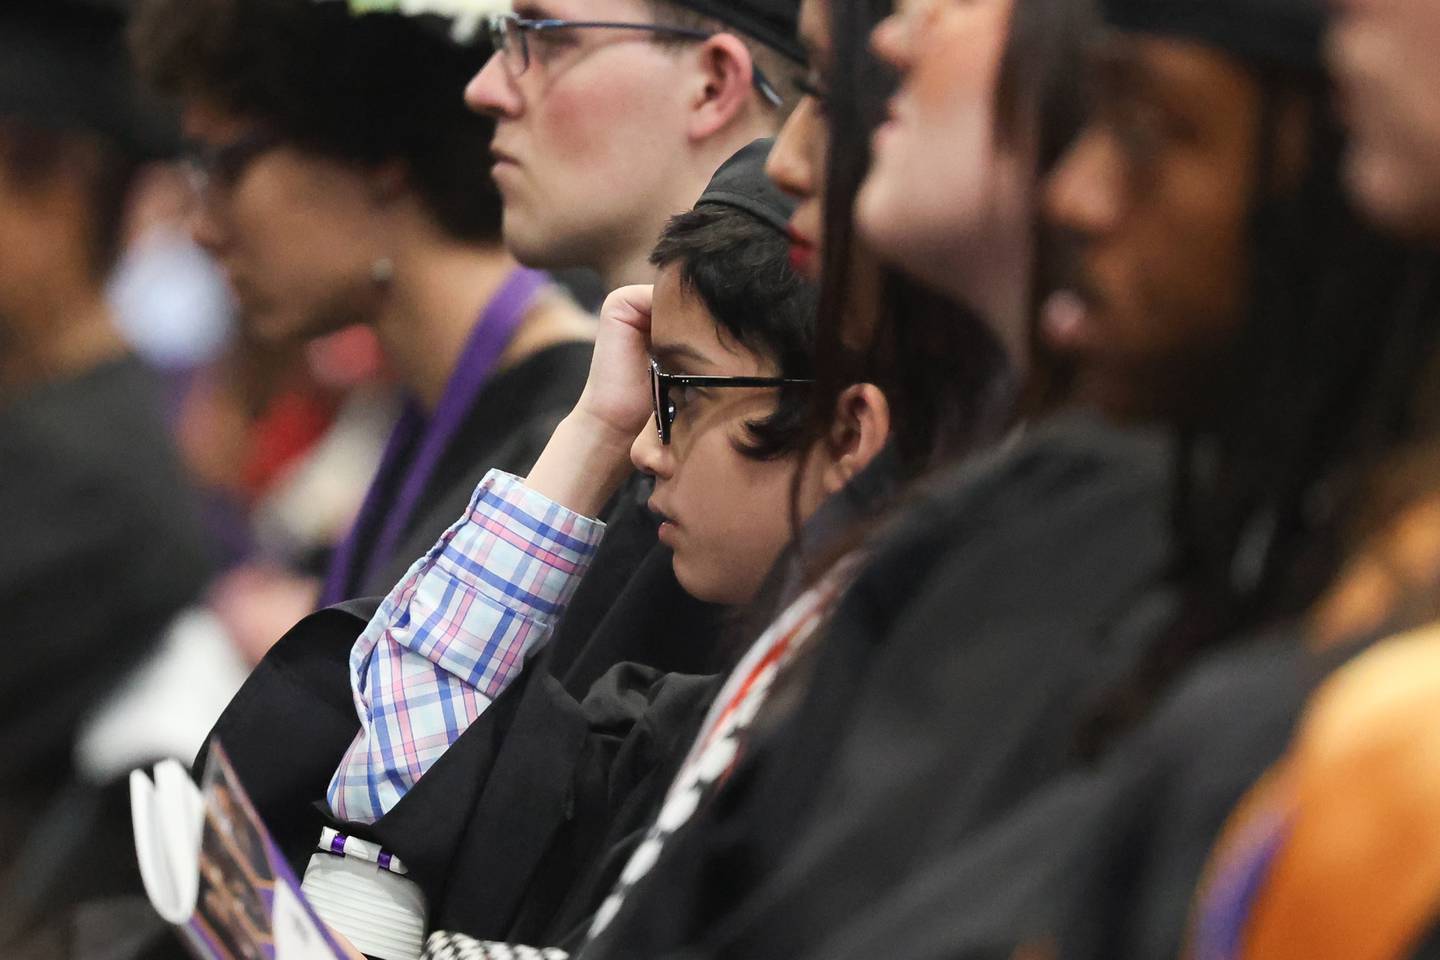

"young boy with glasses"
[203, 141, 890, 959]
[447, 0, 811, 709]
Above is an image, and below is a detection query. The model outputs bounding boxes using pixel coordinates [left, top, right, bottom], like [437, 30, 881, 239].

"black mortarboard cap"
[668, 0, 803, 64]
[0, 0, 175, 154]
[695, 138, 795, 237]
[1100, 0, 1326, 68]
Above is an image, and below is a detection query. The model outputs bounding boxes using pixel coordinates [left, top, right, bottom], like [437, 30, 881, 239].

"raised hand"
[570, 284, 656, 444]
[523, 285, 656, 517]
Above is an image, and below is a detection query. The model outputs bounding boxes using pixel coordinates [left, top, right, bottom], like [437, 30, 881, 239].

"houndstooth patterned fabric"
[424, 930, 569, 960]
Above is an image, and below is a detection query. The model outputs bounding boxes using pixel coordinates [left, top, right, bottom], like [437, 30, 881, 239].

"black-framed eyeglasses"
[180, 130, 284, 204]
[649, 357, 813, 445]
[487, 13, 784, 108]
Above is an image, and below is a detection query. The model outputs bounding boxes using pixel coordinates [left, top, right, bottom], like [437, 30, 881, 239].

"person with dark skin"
[1143, 6, 1440, 958]
[759, 0, 1440, 958]
[527, 0, 1440, 957]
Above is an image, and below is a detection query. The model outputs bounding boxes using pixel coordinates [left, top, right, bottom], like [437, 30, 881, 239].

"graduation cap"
[0, 0, 174, 154]
[1099, 0, 1326, 68]
[667, 0, 803, 64]
[695, 138, 796, 237]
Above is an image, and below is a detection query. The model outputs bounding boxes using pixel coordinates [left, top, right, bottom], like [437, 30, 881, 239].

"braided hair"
[1080, 66, 1440, 754]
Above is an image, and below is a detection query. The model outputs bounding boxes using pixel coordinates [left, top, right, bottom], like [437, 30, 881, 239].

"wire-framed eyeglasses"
[649, 358, 813, 445]
[180, 129, 284, 205]
[487, 13, 784, 108]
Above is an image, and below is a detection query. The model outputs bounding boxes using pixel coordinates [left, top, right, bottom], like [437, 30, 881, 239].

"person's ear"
[818, 383, 891, 496]
[687, 33, 758, 141]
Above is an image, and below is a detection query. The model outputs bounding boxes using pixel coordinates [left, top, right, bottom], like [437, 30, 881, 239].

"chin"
[242, 310, 295, 346]
[672, 559, 756, 609]
[501, 217, 584, 273]
[855, 175, 902, 260]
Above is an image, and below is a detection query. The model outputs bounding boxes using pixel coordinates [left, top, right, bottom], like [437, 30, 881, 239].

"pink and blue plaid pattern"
[328, 470, 605, 823]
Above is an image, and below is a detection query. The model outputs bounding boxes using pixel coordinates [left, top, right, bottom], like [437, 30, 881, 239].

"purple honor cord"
[319, 267, 551, 606]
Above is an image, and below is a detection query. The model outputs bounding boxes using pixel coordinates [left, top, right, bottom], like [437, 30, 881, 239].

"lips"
[490, 143, 522, 173]
[787, 225, 818, 277]
[648, 498, 680, 545]
[873, 95, 905, 151]
[647, 498, 674, 525]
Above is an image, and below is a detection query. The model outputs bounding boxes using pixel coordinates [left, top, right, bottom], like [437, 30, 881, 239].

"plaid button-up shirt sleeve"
[327, 469, 606, 824]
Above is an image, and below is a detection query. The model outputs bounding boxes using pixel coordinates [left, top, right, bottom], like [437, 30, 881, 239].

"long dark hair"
[803, 0, 1096, 480]
[803, 0, 1014, 483]
[1079, 68, 1440, 753]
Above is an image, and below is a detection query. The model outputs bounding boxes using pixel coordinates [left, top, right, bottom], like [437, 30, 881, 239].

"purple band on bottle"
[330, 832, 348, 856]
[378, 851, 394, 872]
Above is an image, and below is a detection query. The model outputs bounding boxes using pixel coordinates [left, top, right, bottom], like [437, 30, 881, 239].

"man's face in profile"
[463, 0, 702, 277]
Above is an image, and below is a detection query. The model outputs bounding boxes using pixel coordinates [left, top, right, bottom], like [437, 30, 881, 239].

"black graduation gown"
[0, 356, 210, 923]
[581, 412, 1178, 960]
[789, 629, 1326, 960]
[0, 357, 209, 815]
[190, 492, 731, 945]
[193, 576, 725, 944]
[191, 447, 897, 953]
[327, 340, 594, 600]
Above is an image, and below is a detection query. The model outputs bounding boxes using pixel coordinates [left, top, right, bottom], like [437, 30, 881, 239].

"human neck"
[963, 195, 1036, 379]
[601, 249, 662, 290]
[597, 126, 778, 289]
[0, 284, 127, 394]
[975, 237, 1033, 376]
[373, 240, 521, 414]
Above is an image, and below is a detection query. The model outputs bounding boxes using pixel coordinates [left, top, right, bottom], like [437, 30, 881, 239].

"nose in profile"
[767, 102, 819, 201]
[465, 52, 523, 118]
[1044, 127, 1126, 239]
[630, 417, 673, 481]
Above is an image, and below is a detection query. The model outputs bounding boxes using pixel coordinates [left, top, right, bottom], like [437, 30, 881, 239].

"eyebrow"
[651, 342, 715, 372]
[513, 1, 557, 19]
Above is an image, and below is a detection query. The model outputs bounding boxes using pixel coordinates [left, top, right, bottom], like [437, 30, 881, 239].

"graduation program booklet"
[130, 741, 350, 960]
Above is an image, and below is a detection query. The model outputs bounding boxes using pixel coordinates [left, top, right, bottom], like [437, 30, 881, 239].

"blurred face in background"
[1042, 34, 1263, 422]
[765, 0, 831, 282]
[1329, 0, 1440, 238]
[0, 122, 111, 324]
[857, 0, 1027, 318]
[182, 101, 389, 345]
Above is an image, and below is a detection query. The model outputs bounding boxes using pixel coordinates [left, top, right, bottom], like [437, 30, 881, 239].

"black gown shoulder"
[0, 356, 210, 807]
[795, 629, 1322, 960]
[343, 339, 594, 600]
[583, 413, 1178, 959]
